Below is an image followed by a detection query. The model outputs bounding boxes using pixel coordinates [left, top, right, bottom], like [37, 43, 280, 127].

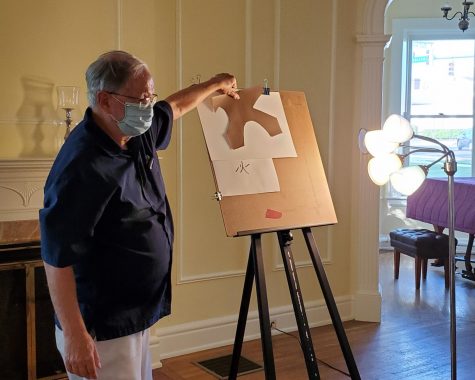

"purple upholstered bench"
[389, 228, 455, 289]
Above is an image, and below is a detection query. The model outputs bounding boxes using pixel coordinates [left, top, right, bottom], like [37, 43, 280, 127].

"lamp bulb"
[382, 114, 414, 143]
[367, 154, 403, 186]
[364, 130, 399, 156]
[389, 166, 426, 195]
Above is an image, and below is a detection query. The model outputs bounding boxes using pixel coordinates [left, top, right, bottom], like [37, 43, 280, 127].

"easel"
[197, 89, 358, 378]
[228, 227, 361, 379]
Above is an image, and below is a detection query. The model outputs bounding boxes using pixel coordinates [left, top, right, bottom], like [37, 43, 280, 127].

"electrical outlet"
[270, 320, 276, 329]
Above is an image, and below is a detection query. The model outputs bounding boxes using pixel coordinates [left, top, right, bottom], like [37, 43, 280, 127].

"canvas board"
[198, 90, 337, 236]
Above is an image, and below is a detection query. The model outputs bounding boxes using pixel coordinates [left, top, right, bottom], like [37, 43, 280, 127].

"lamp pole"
[361, 121, 459, 378]
[444, 153, 457, 380]
[403, 137, 457, 380]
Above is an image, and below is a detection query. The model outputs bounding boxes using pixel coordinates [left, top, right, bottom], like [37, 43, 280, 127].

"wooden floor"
[153, 251, 475, 379]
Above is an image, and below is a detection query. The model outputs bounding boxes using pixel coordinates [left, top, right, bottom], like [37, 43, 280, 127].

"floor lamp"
[359, 114, 458, 380]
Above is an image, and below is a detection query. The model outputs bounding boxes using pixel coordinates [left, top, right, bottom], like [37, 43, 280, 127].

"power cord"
[271, 324, 351, 377]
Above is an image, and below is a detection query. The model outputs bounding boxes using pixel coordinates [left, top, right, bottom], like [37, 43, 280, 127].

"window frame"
[385, 18, 475, 196]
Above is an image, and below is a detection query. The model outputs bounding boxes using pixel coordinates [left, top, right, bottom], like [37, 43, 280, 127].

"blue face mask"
[111, 98, 154, 137]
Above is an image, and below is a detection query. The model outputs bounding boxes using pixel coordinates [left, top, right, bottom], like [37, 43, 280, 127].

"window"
[381, 19, 475, 237]
[405, 38, 475, 178]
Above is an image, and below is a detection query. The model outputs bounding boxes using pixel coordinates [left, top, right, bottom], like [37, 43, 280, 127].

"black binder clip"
[263, 79, 270, 95]
[213, 191, 223, 201]
[191, 74, 201, 85]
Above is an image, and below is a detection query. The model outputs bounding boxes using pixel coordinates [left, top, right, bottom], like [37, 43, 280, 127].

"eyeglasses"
[106, 91, 158, 107]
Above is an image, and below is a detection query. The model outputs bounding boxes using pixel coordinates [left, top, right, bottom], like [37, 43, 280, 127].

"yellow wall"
[0, 0, 359, 338]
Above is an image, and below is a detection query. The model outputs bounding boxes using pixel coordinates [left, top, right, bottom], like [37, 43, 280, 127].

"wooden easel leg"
[252, 234, 277, 379]
[229, 243, 255, 380]
[277, 230, 319, 379]
[302, 227, 361, 380]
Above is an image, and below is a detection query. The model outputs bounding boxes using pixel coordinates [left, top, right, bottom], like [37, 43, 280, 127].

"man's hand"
[165, 72, 239, 119]
[43, 263, 101, 378]
[63, 330, 101, 379]
[213, 73, 240, 100]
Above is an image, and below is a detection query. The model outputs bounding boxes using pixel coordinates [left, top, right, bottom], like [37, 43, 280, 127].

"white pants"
[55, 326, 153, 380]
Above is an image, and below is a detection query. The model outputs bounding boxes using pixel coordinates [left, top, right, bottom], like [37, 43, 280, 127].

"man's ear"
[96, 91, 111, 111]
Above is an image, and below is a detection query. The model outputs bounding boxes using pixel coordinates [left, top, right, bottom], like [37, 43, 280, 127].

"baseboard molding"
[150, 334, 162, 369]
[151, 295, 353, 365]
[353, 290, 382, 322]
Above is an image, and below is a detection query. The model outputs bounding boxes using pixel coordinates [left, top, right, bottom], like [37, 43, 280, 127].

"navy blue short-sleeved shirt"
[40, 101, 174, 341]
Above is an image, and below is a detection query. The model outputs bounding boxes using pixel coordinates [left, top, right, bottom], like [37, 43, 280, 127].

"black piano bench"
[389, 228, 455, 290]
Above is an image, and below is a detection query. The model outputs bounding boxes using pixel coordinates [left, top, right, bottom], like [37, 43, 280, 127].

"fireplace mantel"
[0, 159, 53, 222]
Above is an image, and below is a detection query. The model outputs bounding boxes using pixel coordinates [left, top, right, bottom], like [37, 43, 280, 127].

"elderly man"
[40, 50, 239, 380]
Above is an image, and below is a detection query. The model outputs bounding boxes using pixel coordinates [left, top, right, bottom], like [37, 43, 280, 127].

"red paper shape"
[265, 208, 282, 219]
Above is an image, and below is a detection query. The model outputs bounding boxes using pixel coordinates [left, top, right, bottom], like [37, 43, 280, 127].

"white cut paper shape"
[213, 159, 280, 196]
[198, 92, 297, 160]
